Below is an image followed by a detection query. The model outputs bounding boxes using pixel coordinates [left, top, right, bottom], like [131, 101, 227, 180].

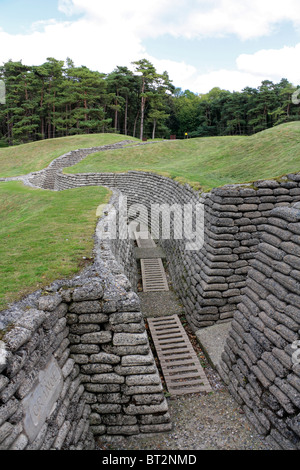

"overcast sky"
[0, 0, 300, 93]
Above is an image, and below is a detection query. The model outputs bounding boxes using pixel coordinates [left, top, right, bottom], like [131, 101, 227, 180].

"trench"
[2, 140, 246, 383]
[3, 140, 299, 449]
[132, 223, 212, 396]
[11, 140, 231, 396]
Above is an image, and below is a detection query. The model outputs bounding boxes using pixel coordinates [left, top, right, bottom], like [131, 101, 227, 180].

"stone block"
[38, 294, 62, 312]
[15, 309, 46, 332]
[91, 404, 122, 414]
[109, 312, 143, 325]
[269, 385, 297, 414]
[124, 399, 168, 416]
[81, 331, 112, 344]
[89, 352, 120, 364]
[85, 384, 120, 393]
[126, 374, 161, 387]
[113, 332, 148, 347]
[81, 363, 113, 374]
[121, 353, 154, 367]
[72, 281, 104, 302]
[122, 384, 163, 395]
[90, 373, 125, 384]
[78, 313, 108, 324]
[3, 327, 32, 353]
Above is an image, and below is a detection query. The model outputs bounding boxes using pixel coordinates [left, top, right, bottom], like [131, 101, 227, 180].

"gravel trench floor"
[97, 393, 272, 451]
[97, 309, 274, 451]
[97, 368, 273, 451]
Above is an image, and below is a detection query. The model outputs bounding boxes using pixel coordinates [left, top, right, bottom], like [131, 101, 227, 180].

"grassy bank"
[67, 122, 300, 192]
[0, 133, 137, 178]
[0, 181, 110, 311]
[1, 122, 300, 310]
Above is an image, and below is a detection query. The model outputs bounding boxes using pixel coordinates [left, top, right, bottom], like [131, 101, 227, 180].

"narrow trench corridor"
[97, 227, 273, 451]
[133, 224, 212, 396]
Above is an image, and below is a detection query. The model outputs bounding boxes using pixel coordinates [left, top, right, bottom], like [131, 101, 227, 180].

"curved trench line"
[0, 140, 137, 188]
[1, 141, 300, 450]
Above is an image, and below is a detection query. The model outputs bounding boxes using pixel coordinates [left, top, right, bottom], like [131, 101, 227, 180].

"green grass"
[0, 181, 111, 311]
[1, 122, 300, 311]
[67, 122, 300, 192]
[0, 133, 137, 178]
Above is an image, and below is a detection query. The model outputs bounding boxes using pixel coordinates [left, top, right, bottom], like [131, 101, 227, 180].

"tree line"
[0, 57, 299, 146]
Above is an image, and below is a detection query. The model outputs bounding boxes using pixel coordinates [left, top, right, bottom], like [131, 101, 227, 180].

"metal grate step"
[134, 228, 169, 293]
[140, 258, 169, 292]
[148, 315, 212, 396]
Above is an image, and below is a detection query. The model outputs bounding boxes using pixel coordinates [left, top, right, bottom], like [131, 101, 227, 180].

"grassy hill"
[0, 133, 137, 178]
[0, 182, 111, 311]
[0, 133, 135, 311]
[67, 122, 300, 192]
[1, 123, 300, 312]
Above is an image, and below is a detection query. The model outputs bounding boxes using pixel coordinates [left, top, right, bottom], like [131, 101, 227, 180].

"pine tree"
[132, 59, 159, 140]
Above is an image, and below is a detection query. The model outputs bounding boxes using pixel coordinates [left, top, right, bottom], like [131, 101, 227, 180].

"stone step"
[134, 247, 166, 259]
[195, 322, 232, 369]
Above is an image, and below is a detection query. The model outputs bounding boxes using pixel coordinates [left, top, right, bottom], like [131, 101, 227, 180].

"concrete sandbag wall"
[1, 143, 299, 450]
[53, 167, 300, 331]
[0, 193, 171, 450]
[51, 158, 300, 450]
[217, 204, 300, 450]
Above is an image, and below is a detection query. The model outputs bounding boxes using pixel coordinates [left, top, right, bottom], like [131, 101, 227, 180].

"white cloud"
[146, 57, 197, 88]
[0, 0, 198, 87]
[58, 0, 300, 41]
[185, 41, 300, 94]
[188, 69, 266, 94]
[58, 0, 182, 38]
[0, 0, 300, 94]
[172, 0, 300, 40]
[237, 44, 300, 84]
[0, 18, 146, 72]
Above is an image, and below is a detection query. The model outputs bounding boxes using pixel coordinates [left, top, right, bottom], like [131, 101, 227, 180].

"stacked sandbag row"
[0, 295, 95, 450]
[53, 170, 300, 332]
[218, 204, 300, 450]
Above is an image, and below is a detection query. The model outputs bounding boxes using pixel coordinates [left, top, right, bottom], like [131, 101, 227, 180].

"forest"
[0, 57, 300, 146]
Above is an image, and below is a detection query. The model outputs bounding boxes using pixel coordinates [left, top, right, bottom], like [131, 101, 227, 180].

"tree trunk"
[48, 81, 52, 139]
[48, 120, 51, 140]
[7, 115, 12, 146]
[66, 104, 68, 136]
[124, 95, 128, 135]
[140, 95, 145, 140]
[152, 119, 156, 140]
[53, 92, 56, 139]
[84, 91, 88, 123]
[140, 77, 145, 140]
[114, 90, 119, 130]
[40, 84, 45, 139]
[41, 118, 44, 140]
[133, 110, 139, 138]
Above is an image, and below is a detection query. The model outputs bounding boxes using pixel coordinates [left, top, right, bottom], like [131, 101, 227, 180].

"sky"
[0, 0, 300, 94]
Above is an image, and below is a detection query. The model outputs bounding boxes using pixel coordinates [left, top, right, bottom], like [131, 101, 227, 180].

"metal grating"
[140, 258, 169, 292]
[148, 315, 212, 396]
[134, 228, 169, 293]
